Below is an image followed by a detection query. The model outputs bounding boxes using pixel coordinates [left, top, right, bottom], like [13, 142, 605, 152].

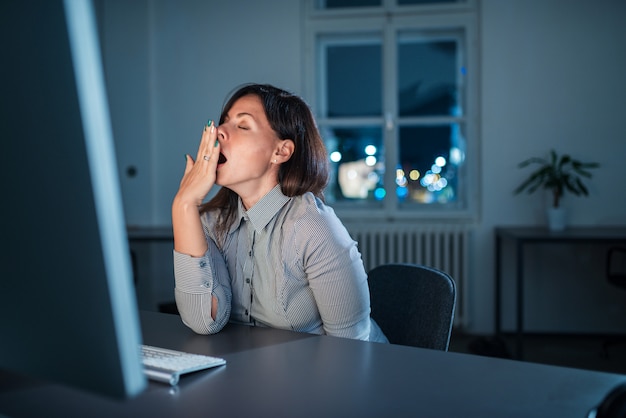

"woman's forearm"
[172, 196, 208, 258]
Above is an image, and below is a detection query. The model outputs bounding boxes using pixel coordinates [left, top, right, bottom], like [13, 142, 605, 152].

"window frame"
[303, 0, 480, 221]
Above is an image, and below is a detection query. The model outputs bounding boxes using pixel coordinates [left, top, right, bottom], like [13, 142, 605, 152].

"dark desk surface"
[1, 311, 625, 417]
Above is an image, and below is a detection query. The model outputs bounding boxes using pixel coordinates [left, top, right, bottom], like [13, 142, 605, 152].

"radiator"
[345, 223, 470, 328]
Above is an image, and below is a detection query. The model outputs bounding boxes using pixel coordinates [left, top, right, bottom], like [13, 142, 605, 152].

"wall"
[101, 0, 626, 331]
[477, 0, 626, 333]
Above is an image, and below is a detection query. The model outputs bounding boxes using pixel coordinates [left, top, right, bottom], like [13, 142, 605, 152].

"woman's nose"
[216, 125, 226, 140]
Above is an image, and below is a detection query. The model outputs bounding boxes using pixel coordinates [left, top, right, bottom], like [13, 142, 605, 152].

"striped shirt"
[174, 185, 387, 342]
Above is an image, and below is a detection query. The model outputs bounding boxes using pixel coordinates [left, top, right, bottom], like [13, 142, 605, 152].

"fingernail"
[184, 154, 188, 161]
[214, 139, 219, 147]
[207, 119, 213, 127]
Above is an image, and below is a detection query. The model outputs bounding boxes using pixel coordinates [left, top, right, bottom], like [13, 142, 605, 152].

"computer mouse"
[590, 382, 626, 418]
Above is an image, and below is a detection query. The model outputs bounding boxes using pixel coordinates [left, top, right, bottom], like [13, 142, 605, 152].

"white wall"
[477, 0, 626, 333]
[101, 0, 626, 332]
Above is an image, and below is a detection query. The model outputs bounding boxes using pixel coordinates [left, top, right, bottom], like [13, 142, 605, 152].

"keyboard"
[141, 345, 226, 386]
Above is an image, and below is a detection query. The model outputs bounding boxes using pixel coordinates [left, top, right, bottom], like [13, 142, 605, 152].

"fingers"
[196, 120, 217, 163]
[177, 120, 220, 206]
[185, 119, 220, 182]
[183, 154, 194, 175]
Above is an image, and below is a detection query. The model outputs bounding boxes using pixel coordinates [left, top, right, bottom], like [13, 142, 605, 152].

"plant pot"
[547, 207, 566, 231]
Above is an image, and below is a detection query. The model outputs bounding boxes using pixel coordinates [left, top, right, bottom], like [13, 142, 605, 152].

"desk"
[1, 311, 625, 417]
[494, 226, 626, 359]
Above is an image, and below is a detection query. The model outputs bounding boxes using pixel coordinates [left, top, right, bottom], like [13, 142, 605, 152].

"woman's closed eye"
[238, 125, 250, 130]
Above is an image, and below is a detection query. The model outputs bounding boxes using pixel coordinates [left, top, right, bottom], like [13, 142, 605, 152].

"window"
[304, 0, 479, 220]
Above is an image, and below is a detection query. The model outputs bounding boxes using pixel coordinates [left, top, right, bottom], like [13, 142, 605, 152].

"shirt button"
[245, 278, 250, 284]
[202, 281, 210, 288]
[199, 261, 207, 268]
[245, 309, 249, 316]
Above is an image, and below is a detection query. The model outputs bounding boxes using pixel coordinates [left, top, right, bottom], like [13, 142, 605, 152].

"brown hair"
[200, 84, 329, 242]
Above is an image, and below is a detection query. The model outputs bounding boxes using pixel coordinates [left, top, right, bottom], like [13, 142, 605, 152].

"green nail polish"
[214, 139, 219, 147]
[207, 119, 213, 127]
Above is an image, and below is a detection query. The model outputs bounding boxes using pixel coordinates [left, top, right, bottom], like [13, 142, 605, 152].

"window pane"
[321, 125, 385, 203]
[397, 32, 461, 117]
[322, 38, 382, 117]
[316, 0, 382, 9]
[397, 124, 465, 204]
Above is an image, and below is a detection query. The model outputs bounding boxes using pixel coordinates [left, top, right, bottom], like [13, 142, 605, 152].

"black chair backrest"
[368, 263, 456, 351]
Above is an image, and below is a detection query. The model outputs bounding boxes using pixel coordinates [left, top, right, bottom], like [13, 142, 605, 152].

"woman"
[172, 83, 387, 342]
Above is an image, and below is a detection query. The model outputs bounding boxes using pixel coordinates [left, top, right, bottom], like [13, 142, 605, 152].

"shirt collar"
[229, 185, 290, 234]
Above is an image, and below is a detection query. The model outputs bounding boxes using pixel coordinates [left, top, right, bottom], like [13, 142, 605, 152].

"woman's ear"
[275, 139, 295, 163]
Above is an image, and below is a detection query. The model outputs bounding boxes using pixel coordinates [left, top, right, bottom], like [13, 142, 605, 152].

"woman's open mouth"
[218, 153, 227, 164]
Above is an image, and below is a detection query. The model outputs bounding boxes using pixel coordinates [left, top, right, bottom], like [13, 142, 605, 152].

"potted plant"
[514, 149, 599, 230]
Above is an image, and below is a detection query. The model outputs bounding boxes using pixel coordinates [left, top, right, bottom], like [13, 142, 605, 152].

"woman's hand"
[176, 121, 221, 206]
[172, 121, 220, 258]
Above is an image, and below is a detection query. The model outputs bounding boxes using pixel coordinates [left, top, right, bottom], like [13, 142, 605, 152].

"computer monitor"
[0, 0, 147, 398]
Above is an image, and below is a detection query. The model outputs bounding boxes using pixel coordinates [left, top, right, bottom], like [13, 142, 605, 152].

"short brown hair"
[200, 84, 329, 241]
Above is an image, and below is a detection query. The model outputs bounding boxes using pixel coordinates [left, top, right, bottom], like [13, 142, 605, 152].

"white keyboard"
[141, 345, 226, 386]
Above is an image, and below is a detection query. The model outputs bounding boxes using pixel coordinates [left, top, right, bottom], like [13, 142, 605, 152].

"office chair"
[602, 246, 626, 358]
[368, 263, 456, 351]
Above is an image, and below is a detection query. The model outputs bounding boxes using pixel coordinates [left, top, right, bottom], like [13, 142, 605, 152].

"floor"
[449, 331, 626, 376]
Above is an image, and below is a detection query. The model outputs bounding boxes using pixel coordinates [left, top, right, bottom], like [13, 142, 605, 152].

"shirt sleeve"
[295, 199, 372, 341]
[173, 232, 232, 335]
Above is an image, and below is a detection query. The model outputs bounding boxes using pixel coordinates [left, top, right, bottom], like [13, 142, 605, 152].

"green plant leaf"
[563, 176, 581, 195]
[576, 178, 589, 196]
[517, 157, 547, 168]
[514, 149, 599, 202]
